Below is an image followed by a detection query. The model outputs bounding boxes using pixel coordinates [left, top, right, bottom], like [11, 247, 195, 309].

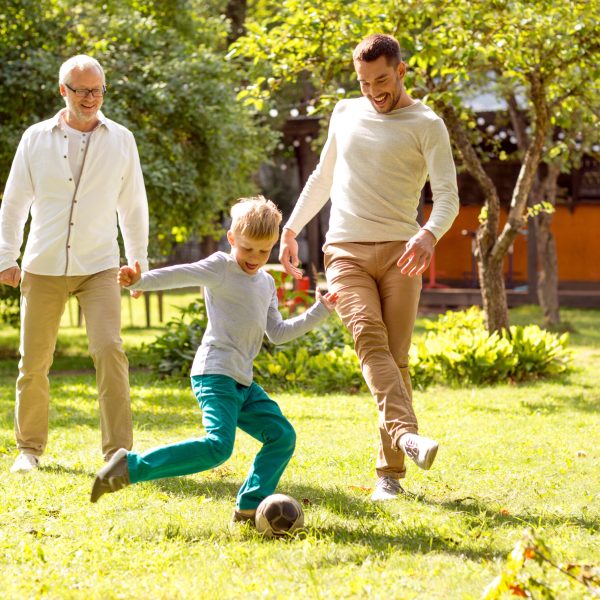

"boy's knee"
[208, 435, 235, 466]
[283, 422, 296, 452]
[266, 421, 296, 454]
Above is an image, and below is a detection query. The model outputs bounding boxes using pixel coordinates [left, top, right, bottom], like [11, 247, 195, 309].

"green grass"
[0, 305, 598, 599]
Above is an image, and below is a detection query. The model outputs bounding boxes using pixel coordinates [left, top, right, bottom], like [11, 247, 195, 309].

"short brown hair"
[230, 195, 282, 240]
[352, 34, 402, 66]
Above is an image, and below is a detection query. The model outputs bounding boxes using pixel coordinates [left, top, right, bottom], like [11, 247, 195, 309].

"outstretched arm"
[265, 287, 337, 345]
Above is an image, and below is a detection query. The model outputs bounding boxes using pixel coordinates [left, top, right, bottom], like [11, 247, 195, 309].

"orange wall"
[424, 204, 600, 284]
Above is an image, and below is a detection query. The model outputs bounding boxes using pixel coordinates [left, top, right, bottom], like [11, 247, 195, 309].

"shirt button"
[64, 155, 67, 158]
[64, 135, 67, 139]
[70, 222, 74, 226]
[69, 178, 72, 181]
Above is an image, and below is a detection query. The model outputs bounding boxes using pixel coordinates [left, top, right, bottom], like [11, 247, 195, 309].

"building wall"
[425, 204, 600, 285]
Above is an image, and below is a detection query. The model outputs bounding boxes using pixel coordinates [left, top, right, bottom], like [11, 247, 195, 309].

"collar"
[45, 109, 109, 132]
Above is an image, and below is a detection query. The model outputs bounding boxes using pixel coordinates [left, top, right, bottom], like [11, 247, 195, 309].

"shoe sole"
[90, 448, 129, 503]
[421, 443, 438, 470]
[90, 477, 104, 503]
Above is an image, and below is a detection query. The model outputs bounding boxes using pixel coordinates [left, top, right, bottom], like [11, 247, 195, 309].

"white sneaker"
[398, 433, 439, 470]
[10, 452, 40, 473]
[371, 476, 404, 501]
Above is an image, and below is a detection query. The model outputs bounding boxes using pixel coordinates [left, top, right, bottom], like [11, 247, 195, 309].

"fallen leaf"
[508, 583, 528, 597]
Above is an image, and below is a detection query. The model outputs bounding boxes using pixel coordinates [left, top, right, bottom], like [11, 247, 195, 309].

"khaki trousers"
[325, 242, 422, 479]
[16, 269, 132, 460]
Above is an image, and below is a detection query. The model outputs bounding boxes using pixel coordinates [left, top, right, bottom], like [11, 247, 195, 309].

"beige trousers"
[16, 269, 132, 460]
[325, 242, 422, 479]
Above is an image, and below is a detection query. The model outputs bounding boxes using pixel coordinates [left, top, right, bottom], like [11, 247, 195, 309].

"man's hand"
[316, 289, 339, 312]
[397, 229, 437, 277]
[0, 266, 21, 287]
[118, 260, 142, 289]
[279, 228, 303, 280]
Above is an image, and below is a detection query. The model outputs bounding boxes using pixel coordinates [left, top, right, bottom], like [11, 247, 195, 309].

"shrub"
[411, 307, 572, 387]
[0, 285, 20, 328]
[147, 300, 208, 378]
[147, 301, 572, 392]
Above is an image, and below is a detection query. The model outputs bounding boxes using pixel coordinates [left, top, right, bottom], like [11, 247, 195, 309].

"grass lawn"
[0, 302, 598, 599]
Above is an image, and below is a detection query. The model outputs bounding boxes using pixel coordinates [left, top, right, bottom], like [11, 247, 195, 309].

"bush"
[147, 300, 208, 378]
[148, 301, 572, 392]
[0, 285, 20, 328]
[411, 307, 572, 388]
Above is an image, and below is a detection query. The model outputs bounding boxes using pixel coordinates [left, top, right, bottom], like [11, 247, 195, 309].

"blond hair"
[230, 196, 282, 240]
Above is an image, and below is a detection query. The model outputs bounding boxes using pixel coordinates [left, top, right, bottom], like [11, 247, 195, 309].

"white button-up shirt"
[0, 110, 149, 276]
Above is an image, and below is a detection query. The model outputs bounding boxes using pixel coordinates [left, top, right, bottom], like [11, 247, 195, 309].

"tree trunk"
[226, 0, 247, 45]
[534, 163, 561, 327]
[477, 249, 510, 331]
[441, 104, 508, 331]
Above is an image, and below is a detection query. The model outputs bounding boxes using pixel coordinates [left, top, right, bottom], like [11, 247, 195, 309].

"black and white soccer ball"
[255, 494, 304, 537]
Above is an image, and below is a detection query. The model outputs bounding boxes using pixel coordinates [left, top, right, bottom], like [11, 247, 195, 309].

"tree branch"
[495, 71, 550, 261]
[506, 93, 529, 152]
[440, 103, 501, 259]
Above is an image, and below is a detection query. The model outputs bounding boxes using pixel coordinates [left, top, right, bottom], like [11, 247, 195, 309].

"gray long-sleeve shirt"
[130, 251, 330, 386]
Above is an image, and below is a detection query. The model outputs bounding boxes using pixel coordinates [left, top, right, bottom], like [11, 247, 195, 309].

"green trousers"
[127, 374, 296, 509]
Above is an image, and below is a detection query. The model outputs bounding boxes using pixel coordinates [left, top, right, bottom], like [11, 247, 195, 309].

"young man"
[279, 34, 459, 500]
[0, 55, 149, 472]
[91, 197, 338, 523]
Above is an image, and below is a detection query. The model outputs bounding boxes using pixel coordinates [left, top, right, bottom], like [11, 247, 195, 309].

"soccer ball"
[255, 494, 304, 537]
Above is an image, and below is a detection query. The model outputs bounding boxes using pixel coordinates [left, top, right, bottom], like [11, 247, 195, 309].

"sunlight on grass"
[0, 307, 598, 598]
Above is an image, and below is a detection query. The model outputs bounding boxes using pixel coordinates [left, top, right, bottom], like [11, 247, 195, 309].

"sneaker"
[398, 433, 439, 470]
[371, 476, 405, 501]
[231, 509, 256, 524]
[10, 452, 40, 473]
[90, 448, 130, 503]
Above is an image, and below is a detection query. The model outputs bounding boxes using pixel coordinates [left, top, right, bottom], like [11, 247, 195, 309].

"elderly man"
[0, 55, 149, 472]
[279, 34, 459, 500]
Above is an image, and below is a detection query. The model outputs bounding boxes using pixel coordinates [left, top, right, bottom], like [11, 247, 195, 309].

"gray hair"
[59, 55, 105, 85]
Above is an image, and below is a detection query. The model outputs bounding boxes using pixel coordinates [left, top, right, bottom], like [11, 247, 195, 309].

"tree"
[0, 0, 275, 258]
[507, 95, 599, 328]
[232, 0, 600, 332]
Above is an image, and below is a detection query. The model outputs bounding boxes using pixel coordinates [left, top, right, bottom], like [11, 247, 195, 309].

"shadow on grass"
[435, 495, 598, 532]
[139, 476, 599, 560]
[39, 463, 92, 477]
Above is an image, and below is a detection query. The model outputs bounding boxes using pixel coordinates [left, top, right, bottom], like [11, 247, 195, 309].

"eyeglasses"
[64, 83, 107, 98]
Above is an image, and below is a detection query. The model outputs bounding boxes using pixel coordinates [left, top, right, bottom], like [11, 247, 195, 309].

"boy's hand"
[118, 261, 142, 289]
[316, 289, 338, 312]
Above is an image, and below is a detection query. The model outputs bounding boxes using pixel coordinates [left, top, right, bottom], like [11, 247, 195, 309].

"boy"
[90, 196, 337, 524]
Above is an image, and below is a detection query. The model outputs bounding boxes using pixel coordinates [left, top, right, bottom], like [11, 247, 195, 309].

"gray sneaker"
[398, 433, 439, 470]
[371, 476, 405, 501]
[90, 448, 130, 503]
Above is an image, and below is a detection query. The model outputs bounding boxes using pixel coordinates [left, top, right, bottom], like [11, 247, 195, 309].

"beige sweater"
[285, 98, 459, 245]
